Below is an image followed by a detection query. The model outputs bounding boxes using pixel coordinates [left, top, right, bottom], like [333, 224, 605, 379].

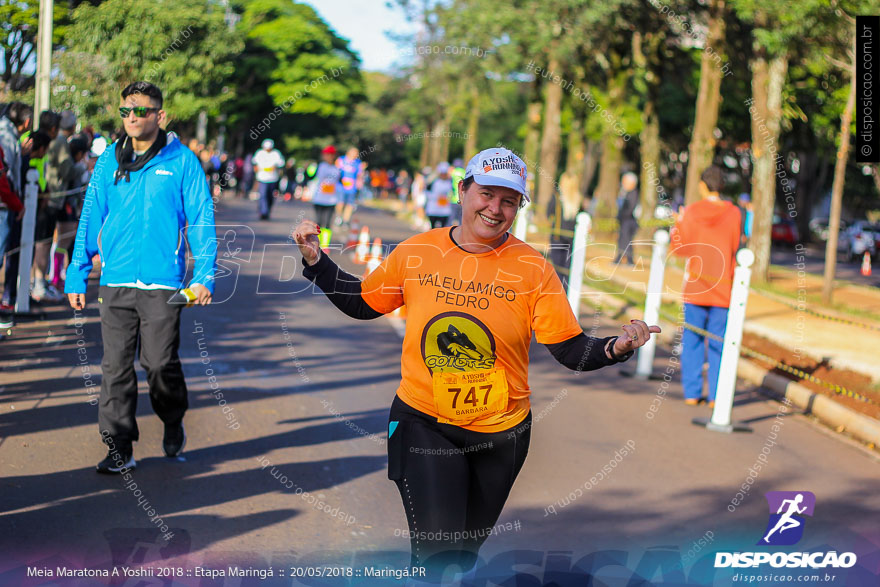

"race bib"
[437, 197, 448, 207]
[342, 177, 355, 189]
[321, 183, 336, 194]
[432, 368, 508, 425]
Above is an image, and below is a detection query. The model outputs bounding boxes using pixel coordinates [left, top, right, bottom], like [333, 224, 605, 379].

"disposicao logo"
[714, 491, 857, 570]
[759, 491, 814, 546]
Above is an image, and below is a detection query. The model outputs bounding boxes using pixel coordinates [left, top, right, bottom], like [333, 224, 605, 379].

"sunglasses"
[119, 106, 159, 118]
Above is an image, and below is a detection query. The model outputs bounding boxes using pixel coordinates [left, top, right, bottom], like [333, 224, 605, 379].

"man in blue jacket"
[65, 82, 216, 474]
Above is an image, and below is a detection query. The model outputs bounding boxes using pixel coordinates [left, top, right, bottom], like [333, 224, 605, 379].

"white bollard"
[635, 230, 669, 379]
[566, 212, 591, 318]
[513, 197, 531, 242]
[15, 169, 40, 313]
[693, 248, 755, 433]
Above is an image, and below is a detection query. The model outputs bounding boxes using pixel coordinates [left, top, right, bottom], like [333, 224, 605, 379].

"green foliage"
[230, 0, 365, 156]
[55, 0, 242, 131]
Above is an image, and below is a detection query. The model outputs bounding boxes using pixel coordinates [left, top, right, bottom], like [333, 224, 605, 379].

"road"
[0, 196, 878, 586]
[770, 244, 879, 288]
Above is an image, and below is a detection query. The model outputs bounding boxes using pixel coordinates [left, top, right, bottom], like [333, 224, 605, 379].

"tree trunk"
[749, 52, 789, 283]
[581, 138, 601, 197]
[684, 0, 726, 206]
[464, 83, 479, 160]
[639, 99, 660, 225]
[822, 39, 857, 304]
[564, 113, 586, 187]
[439, 114, 451, 164]
[419, 122, 431, 170]
[523, 87, 543, 192]
[592, 72, 626, 217]
[535, 57, 564, 224]
[594, 134, 624, 218]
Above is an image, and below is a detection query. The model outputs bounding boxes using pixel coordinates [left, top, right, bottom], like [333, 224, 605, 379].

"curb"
[736, 360, 880, 451]
[577, 289, 880, 452]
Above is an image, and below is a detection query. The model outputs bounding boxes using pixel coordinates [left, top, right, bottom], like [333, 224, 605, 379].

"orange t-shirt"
[361, 227, 583, 432]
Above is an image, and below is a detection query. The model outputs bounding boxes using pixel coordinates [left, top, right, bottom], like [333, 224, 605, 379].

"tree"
[0, 0, 69, 94]
[55, 0, 243, 131]
[683, 0, 728, 206]
[233, 0, 365, 155]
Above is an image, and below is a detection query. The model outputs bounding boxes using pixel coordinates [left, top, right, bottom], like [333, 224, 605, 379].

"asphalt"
[0, 195, 878, 586]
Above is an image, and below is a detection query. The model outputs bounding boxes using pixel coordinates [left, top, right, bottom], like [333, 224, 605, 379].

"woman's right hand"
[292, 219, 322, 266]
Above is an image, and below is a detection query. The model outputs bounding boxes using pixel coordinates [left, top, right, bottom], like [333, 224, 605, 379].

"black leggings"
[427, 215, 449, 229]
[313, 204, 335, 229]
[387, 395, 531, 579]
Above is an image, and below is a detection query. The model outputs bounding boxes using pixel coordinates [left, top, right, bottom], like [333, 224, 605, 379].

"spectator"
[42, 110, 79, 296]
[396, 169, 411, 205]
[0, 102, 32, 201]
[669, 165, 742, 407]
[239, 153, 254, 199]
[2, 131, 51, 315]
[51, 134, 91, 292]
[738, 192, 754, 243]
[548, 170, 582, 275]
[252, 139, 284, 220]
[31, 110, 64, 302]
[65, 80, 216, 473]
[614, 171, 639, 265]
[0, 103, 33, 311]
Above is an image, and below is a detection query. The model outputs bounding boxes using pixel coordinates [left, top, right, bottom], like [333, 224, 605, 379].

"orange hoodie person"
[669, 165, 743, 406]
[669, 181, 741, 308]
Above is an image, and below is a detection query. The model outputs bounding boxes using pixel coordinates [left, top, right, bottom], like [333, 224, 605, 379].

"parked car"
[771, 214, 799, 246]
[841, 220, 880, 261]
[808, 217, 849, 243]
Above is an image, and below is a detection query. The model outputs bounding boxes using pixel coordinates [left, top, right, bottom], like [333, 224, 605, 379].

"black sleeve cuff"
[544, 333, 631, 372]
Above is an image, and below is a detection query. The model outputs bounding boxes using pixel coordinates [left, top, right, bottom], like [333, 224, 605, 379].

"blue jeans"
[681, 303, 729, 401]
[257, 181, 278, 217]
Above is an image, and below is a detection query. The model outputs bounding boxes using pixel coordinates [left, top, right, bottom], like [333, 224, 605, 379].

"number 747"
[448, 385, 492, 408]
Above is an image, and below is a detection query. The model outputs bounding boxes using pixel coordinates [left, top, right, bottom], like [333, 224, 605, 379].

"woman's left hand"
[614, 320, 662, 355]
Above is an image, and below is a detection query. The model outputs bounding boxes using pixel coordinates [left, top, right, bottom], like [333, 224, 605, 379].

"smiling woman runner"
[292, 147, 660, 582]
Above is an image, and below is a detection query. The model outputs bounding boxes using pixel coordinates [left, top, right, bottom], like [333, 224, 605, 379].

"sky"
[300, 0, 420, 73]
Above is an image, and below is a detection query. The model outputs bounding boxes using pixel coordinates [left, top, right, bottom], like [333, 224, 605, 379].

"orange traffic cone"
[862, 251, 872, 276]
[363, 238, 383, 278]
[354, 226, 370, 264]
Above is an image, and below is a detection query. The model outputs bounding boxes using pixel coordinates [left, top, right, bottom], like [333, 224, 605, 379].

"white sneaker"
[31, 279, 47, 301]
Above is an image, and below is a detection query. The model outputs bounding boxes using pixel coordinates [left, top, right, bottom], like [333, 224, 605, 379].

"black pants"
[616, 219, 638, 264]
[98, 286, 188, 451]
[313, 204, 335, 229]
[428, 215, 449, 229]
[387, 395, 531, 580]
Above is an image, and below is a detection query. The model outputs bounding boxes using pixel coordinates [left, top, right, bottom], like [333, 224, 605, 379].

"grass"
[751, 273, 880, 324]
[581, 272, 683, 320]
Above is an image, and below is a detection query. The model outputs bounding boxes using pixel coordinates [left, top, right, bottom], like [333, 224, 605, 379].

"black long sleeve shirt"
[301, 252, 633, 371]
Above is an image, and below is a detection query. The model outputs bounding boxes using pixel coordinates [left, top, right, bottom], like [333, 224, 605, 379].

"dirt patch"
[741, 332, 880, 420]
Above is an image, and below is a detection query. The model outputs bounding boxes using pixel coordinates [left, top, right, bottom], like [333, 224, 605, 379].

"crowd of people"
[0, 102, 100, 327]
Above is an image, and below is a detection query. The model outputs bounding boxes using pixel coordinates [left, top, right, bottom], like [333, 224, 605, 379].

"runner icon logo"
[759, 491, 815, 546]
[715, 490, 857, 569]
[421, 312, 496, 373]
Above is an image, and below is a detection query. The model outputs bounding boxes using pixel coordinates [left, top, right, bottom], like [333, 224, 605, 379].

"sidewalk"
[585, 253, 880, 383]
